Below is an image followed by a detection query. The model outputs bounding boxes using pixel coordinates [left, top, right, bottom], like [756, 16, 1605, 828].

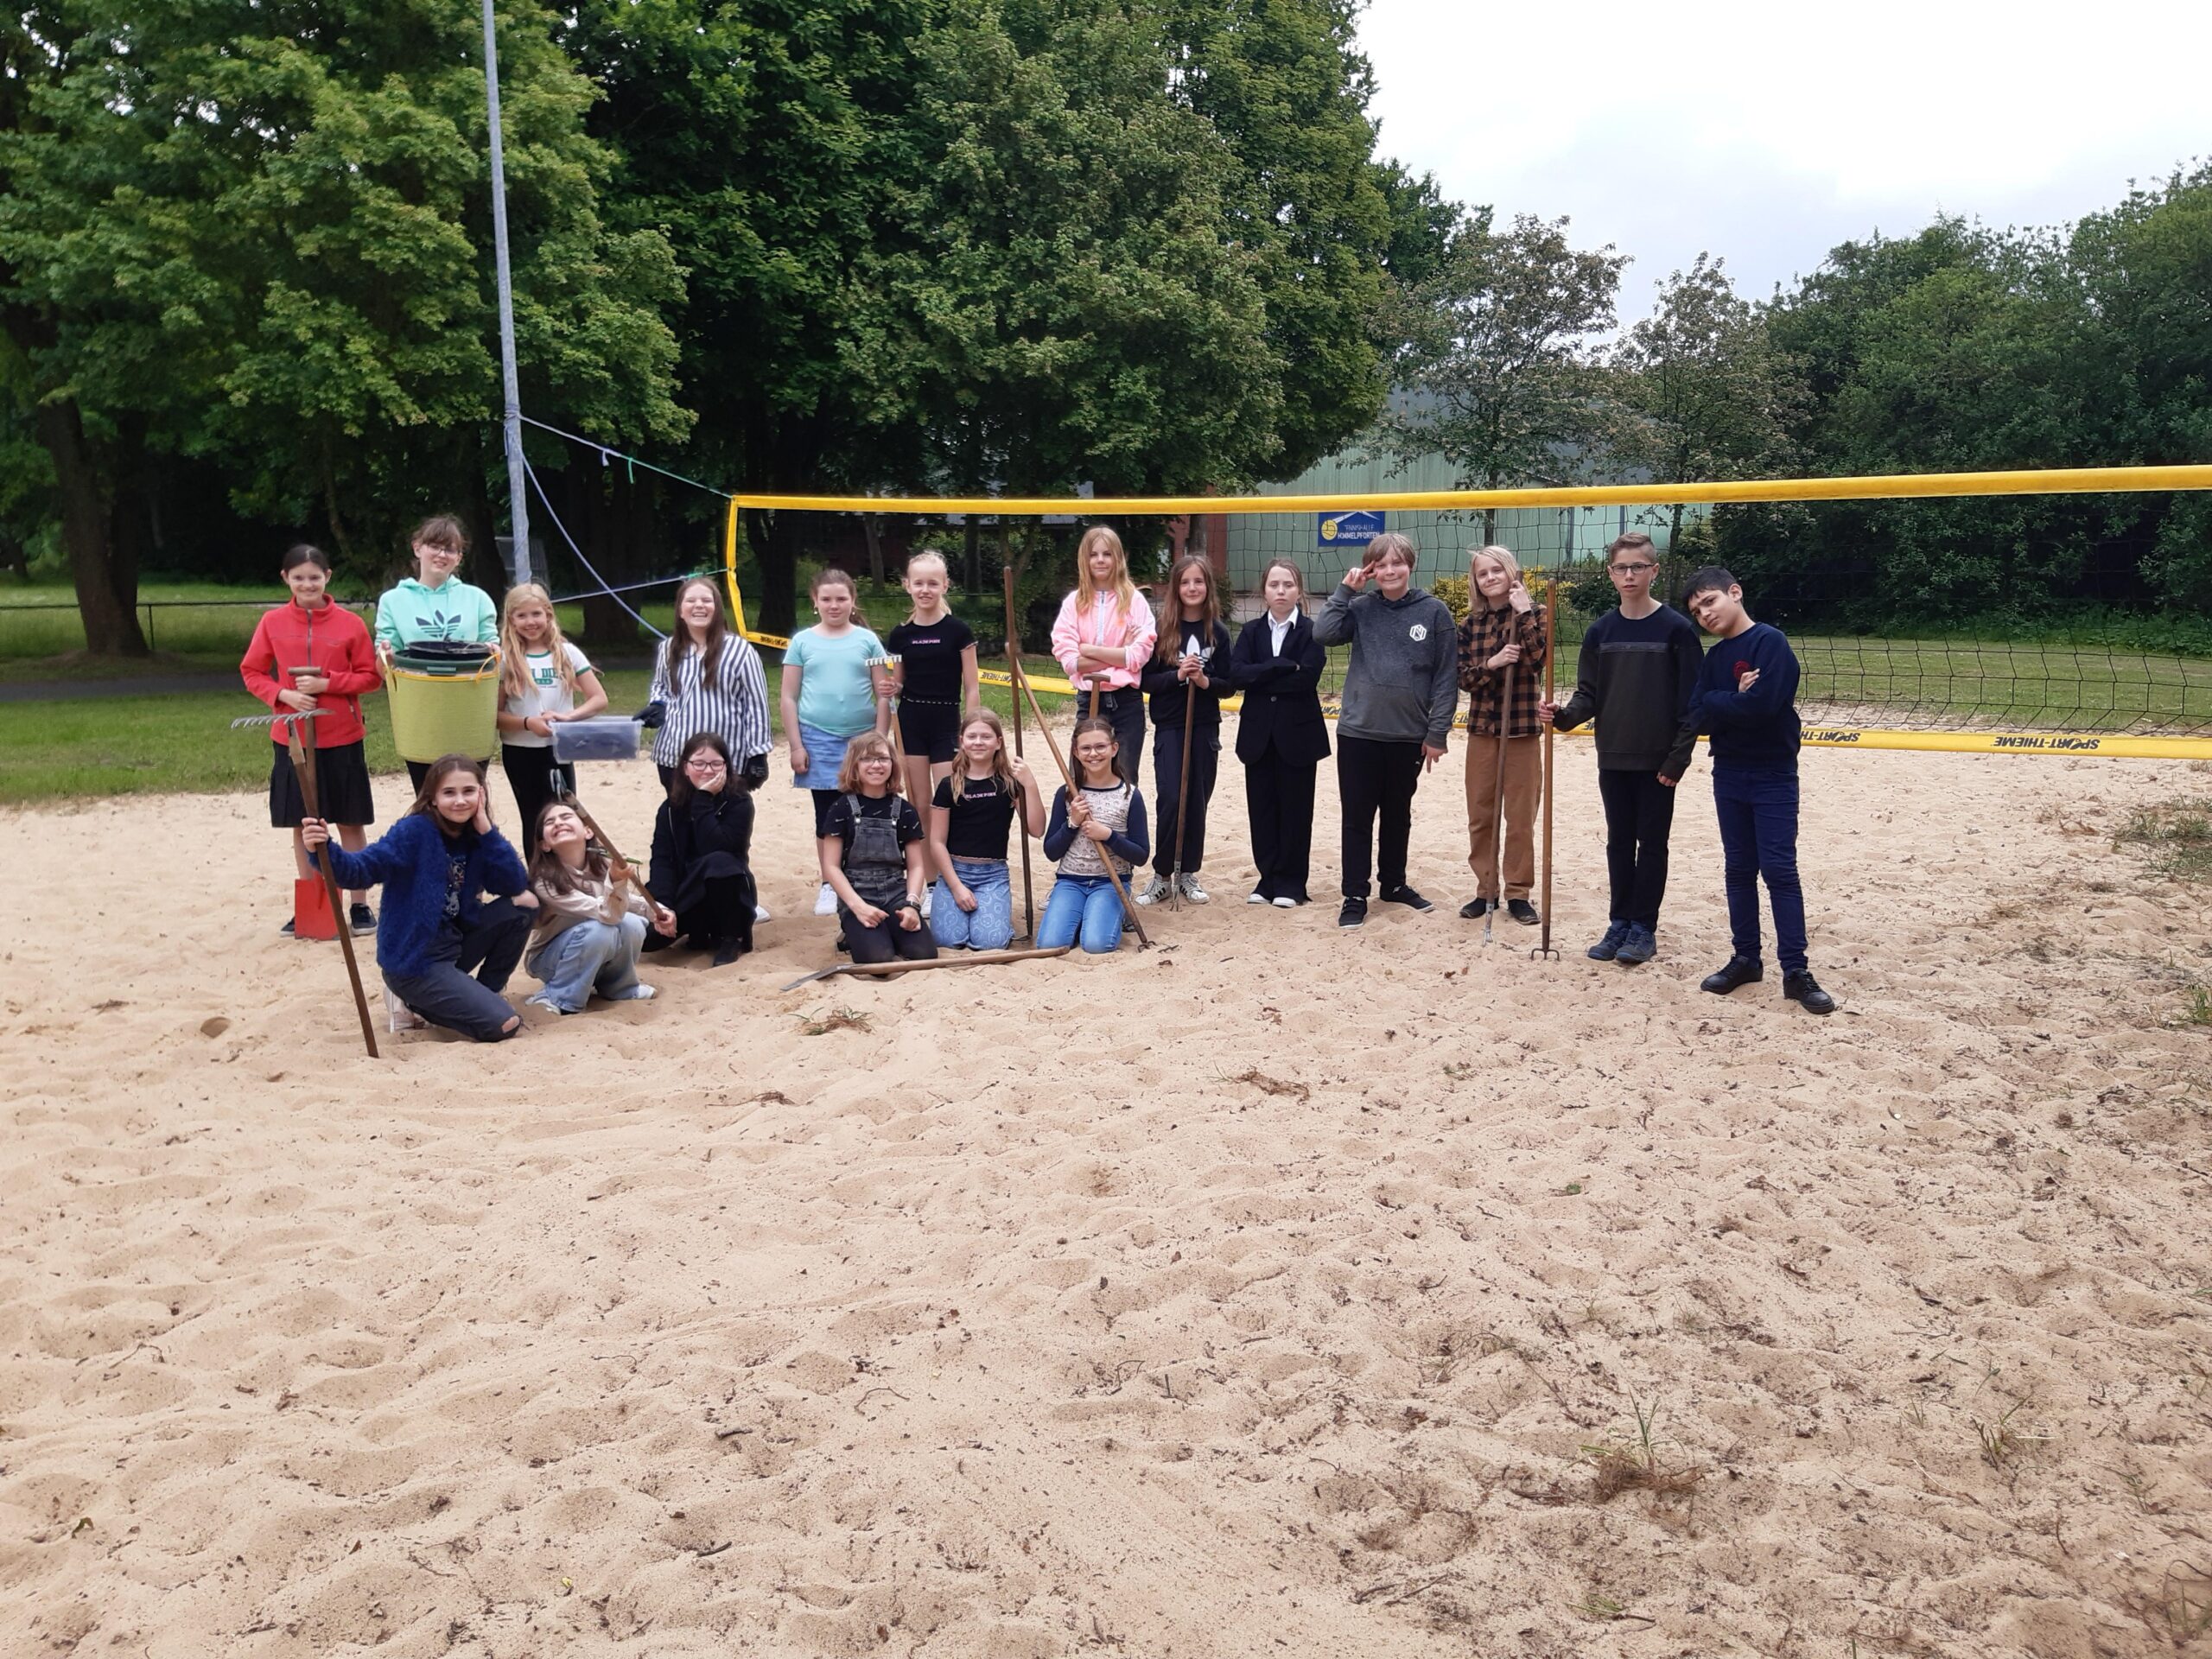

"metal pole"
[481, 0, 531, 585]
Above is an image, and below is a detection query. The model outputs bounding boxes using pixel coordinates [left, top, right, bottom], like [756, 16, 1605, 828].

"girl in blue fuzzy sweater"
[304, 753, 533, 1040]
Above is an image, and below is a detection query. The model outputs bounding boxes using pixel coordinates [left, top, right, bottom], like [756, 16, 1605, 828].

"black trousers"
[842, 909, 938, 963]
[809, 788, 839, 840]
[1090, 689, 1147, 788]
[1336, 734, 1425, 899]
[1150, 722, 1219, 875]
[1596, 766, 1679, 929]
[644, 873, 756, 955]
[382, 900, 531, 1043]
[501, 743, 575, 859]
[1244, 747, 1318, 902]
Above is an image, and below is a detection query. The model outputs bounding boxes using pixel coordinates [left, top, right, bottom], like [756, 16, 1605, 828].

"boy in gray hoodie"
[1313, 532, 1459, 929]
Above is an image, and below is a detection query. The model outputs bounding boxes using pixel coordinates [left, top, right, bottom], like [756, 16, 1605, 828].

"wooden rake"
[230, 709, 379, 1057]
[1011, 658, 1152, 950]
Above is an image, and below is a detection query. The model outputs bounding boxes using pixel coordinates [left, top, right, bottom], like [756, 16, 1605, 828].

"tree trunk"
[37, 396, 148, 657]
[963, 518, 981, 594]
[462, 427, 502, 595]
[744, 506, 798, 635]
[863, 515, 886, 588]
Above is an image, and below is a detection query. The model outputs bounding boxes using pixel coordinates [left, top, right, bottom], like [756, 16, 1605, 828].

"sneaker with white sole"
[1272, 895, 1300, 909]
[383, 986, 427, 1033]
[1177, 874, 1211, 905]
[1134, 874, 1171, 906]
[918, 887, 932, 919]
[813, 882, 837, 917]
[1247, 889, 1268, 906]
[753, 902, 772, 924]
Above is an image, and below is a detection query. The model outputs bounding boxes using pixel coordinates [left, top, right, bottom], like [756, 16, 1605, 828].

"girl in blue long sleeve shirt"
[1671, 569, 1835, 1014]
[305, 754, 534, 1040]
[1039, 719, 1151, 954]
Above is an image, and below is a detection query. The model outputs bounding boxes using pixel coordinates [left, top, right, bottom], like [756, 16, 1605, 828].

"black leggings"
[842, 909, 938, 964]
[1090, 689, 1147, 788]
[644, 874, 755, 955]
[501, 743, 575, 858]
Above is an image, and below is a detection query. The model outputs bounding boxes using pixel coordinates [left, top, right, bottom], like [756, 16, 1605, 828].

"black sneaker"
[1700, 955, 1764, 995]
[1380, 885, 1434, 913]
[1506, 899, 1540, 926]
[1783, 970, 1836, 1015]
[1586, 921, 1630, 961]
[712, 939, 747, 967]
[1459, 896, 1496, 919]
[1338, 897, 1368, 930]
[278, 918, 296, 938]
[348, 903, 376, 935]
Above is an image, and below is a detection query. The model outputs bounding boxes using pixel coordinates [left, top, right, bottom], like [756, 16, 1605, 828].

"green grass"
[2113, 797, 2212, 884]
[0, 658, 1084, 805]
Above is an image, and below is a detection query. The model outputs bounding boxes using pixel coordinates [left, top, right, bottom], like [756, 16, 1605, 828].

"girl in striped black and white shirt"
[650, 576, 772, 793]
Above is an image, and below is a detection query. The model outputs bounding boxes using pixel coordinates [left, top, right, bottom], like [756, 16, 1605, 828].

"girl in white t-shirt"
[497, 583, 607, 855]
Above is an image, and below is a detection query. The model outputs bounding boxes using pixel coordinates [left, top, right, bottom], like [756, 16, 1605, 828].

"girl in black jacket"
[1232, 558, 1331, 906]
[645, 733, 757, 966]
[1135, 556, 1235, 906]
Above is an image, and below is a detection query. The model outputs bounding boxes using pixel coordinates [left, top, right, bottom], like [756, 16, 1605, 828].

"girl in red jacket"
[239, 544, 382, 935]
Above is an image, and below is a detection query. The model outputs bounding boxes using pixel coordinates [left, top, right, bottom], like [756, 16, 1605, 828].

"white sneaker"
[1272, 895, 1299, 909]
[613, 984, 657, 1001]
[812, 882, 836, 917]
[383, 986, 426, 1033]
[919, 887, 933, 919]
[1247, 890, 1268, 905]
[753, 902, 772, 924]
[1178, 874, 1211, 906]
[1134, 874, 1171, 906]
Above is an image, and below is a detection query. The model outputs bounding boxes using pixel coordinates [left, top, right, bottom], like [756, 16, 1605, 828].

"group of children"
[246, 517, 1835, 1046]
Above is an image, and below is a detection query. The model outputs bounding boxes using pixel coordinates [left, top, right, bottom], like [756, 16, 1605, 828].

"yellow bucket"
[385, 650, 501, 763]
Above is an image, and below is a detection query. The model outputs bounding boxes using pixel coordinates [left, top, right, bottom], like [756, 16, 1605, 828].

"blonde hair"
[1469, 543, 1523, 602]
[948, 709, 1019, 804]
[1073, 525, 1138, 615]
[499, 583, 578, 700]
[836, 731, 902, 795]
[904, 548, 950, 583]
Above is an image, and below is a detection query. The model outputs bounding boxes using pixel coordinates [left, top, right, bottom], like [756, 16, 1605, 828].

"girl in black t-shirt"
[882, 549, 981, 825]
[928, 709, 1046, 952]
[817, 732, 937, 964]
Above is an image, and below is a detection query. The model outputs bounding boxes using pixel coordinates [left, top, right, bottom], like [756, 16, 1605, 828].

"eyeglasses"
[1608, 562, 1657, 575]
[685, 757, 727, 772]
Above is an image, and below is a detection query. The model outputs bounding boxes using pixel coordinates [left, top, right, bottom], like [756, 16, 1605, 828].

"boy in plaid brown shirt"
[1456, 545, 1549, 924]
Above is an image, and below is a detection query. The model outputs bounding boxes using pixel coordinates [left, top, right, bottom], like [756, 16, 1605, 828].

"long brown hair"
[405, 754, 490, 832]
[528, 799, 612, 898]
[1153, 554, 1221, 664]
[1069, 715, 1121, 785]
[948, 709, 1019, 804]
[668, 732, 733, 809]
[410, 515, 467, 556]
[662, 576, 731, 690]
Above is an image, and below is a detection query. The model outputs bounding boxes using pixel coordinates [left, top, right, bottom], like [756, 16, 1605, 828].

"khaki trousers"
[1464, 734, 1541, 899]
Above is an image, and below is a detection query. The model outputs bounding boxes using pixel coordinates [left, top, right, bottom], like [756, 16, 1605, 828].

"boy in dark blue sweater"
[1669, 568, 1835, 1014]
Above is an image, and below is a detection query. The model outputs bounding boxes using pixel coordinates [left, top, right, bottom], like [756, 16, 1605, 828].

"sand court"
[2, 737, 2209, 1656]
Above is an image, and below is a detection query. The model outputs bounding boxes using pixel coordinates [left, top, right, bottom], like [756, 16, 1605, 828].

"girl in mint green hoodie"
[375, 514, 500, 787]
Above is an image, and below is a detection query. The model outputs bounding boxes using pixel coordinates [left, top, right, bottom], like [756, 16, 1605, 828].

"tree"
[1372, 212, 1626, 541]
[1608, 253, 1804, 550]
[0, 0, 685, 650]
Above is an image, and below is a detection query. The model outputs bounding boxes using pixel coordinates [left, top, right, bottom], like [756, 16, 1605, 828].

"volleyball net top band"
[520, 437, 2212, 761]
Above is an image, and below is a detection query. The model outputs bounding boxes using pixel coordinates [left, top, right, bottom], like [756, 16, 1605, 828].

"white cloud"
[1360, 0, 2212, 315]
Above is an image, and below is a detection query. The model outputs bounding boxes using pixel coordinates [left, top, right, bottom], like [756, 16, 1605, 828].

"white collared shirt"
[1267, 609, 1296, 656]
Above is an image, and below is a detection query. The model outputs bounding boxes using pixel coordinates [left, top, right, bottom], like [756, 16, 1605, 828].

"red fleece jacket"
[239, 600, 380, 747]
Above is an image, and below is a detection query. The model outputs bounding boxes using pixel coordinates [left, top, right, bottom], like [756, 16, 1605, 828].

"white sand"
[3, 736, 2209, 1656]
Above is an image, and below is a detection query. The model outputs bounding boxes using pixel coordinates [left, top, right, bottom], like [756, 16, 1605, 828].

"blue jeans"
[1039, 874, 1125, 954]
[932, 858, 1014, 951]
[1713, 766, 1808, 975]
[526, 914, 649, 1013]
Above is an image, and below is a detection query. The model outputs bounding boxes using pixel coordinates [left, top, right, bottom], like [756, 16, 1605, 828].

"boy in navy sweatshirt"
[1538, 533, 1700, 965]
[1669, 568, 1835, 1014]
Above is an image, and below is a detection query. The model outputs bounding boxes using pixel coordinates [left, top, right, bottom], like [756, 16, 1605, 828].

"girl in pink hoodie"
[1048, 525, 1157, 785]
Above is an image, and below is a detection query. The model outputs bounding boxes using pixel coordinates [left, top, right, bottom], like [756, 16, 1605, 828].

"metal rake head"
[230, 709, 325, 730]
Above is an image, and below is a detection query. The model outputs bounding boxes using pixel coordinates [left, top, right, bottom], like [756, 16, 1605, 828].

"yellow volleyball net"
[708, 466, 2212, 760]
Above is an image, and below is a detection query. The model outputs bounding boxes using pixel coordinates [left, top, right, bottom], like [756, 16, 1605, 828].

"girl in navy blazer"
[1232, 559, 1331, 906]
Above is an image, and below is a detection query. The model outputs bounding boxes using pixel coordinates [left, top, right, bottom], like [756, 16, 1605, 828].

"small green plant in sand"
[1973, 1396, 2047, 1471]
[1577, 1395, 1704, 1503]
[2115, 798, 2212, 883]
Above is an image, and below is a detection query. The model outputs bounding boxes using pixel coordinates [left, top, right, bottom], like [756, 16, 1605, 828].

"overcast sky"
[1358, 0, 2212, 321]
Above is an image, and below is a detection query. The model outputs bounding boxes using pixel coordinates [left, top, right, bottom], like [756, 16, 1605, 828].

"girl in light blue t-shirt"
[779, 567, 891, 915]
